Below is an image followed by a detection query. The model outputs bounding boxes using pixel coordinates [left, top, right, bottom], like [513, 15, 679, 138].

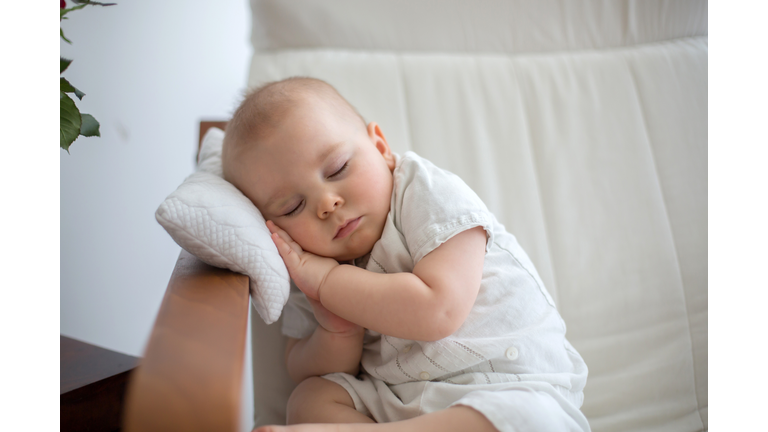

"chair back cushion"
[247, 1, 707, 430]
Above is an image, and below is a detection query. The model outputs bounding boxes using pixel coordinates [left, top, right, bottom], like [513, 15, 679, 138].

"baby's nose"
[318, 195, 342, 218]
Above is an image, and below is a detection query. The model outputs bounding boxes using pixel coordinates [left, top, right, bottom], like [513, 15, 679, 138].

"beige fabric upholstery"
[251, 0, 707, 54]
[247, 2, 707, 430]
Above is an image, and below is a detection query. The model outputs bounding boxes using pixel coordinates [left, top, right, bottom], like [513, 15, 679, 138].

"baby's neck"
[346, 252, 371, 269]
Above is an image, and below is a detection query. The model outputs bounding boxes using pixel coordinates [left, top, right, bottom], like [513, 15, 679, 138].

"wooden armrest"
[199, 120, 229, 154]
[123, 250, 250, 432]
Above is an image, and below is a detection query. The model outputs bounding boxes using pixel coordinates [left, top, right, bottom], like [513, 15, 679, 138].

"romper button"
[419, 371, 430, 380]
[505, 346, 519, 360]
[403, 345, 412, 353]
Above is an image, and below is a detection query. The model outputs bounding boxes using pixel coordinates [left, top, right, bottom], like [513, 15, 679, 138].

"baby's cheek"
[292, 230, 314, 249]
[292, 226, 330, 255]
[282, 224, 310, 246]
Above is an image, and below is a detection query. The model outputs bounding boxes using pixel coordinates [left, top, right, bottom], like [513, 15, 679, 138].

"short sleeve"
[281, 281, 318, 339]
[394, 152, 495, 264]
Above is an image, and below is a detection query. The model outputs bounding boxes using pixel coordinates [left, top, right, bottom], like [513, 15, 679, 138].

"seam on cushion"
[396, 54, 415, 152]
[256, 37, 708, 60]
[623, 56, 705, 430]
[507, 60, 561, 308]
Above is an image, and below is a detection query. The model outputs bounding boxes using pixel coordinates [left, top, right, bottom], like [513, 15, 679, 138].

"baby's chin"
[324, 241, 376, 263]
[307, 223, 383, 262]
[335, 251, 370, 263]
[338, 230, 383, 262]
[328, 246, 373, 263]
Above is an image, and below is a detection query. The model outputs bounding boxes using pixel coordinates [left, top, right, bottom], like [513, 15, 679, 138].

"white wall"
[59, 1, 255, 430]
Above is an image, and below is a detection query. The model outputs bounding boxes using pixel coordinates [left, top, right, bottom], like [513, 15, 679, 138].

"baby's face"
[234, 99, 396, 262]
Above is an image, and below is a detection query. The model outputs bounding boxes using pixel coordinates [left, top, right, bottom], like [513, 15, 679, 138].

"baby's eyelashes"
[284, 200, 304, 216]
[328, 162, 349, 179]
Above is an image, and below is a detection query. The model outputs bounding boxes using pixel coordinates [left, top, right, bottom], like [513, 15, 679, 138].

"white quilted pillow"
[155, 127, 290, 324]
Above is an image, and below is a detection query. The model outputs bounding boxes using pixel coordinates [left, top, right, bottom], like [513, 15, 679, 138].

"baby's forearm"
[320, 265, 456, 341]
[285, 325, 364, 383]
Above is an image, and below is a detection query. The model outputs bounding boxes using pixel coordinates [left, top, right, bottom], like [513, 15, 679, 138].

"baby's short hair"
[222, 77, 365, 184]
[222, 77, 365, 165]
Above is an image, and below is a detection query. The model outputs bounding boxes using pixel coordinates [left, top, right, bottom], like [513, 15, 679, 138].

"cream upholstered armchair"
[125, 1, 707, 431]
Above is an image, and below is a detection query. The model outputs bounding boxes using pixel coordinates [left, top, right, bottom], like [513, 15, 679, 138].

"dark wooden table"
[61, 335, 140, 432]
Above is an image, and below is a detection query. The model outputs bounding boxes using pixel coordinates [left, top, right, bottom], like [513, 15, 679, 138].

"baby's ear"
[367, 122, 396, 170]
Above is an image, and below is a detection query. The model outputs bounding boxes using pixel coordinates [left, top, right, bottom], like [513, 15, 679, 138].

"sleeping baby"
[222, 77, 590, 432]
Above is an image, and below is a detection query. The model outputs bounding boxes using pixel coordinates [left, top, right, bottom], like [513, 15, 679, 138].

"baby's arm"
[322, 226, 487, 340]
[269, 221, 487, 342]
[284, 298, 364, 383]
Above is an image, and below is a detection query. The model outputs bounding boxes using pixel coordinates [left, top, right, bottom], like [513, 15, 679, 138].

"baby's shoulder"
[395, 151, 439, 171]
[393, 151, 461, 187]
[391, 151, 492, 229]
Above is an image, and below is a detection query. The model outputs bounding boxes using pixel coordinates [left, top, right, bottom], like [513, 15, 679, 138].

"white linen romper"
[282, 152, 591, 432]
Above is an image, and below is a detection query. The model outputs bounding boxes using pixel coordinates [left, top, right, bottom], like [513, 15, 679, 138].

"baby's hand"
[267, 220, 338, 301]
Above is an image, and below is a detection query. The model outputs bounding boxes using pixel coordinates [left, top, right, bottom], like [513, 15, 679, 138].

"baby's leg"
[285, 376, 374, 425]
[256, 405, 496, 432]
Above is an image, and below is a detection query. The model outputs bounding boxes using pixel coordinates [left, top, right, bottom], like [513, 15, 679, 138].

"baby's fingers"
[271, 232, 302, 269]
[266, 221, 303, 252]
[266, 220, 279, 234]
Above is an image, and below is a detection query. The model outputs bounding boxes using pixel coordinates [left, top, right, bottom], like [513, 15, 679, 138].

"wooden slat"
[123, 250, 250, 432]
[199, 120, 229, 152]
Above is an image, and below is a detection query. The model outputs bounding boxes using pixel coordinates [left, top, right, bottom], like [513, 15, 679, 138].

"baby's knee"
[286, 376, 351, 424]
[287, 376, 325, 410]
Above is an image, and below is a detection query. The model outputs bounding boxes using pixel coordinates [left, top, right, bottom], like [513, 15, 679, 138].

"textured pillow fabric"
[155, 127, 290, 324]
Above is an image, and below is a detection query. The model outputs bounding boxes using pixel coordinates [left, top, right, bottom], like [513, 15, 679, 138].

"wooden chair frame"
[123, 121, 249, 432]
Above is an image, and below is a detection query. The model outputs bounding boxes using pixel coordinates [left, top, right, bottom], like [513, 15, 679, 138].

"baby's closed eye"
[327, 161, 349, 179]
[283, 200, 304, 217]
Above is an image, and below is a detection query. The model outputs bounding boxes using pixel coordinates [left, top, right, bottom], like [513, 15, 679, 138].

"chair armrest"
[123, 250, 250, 432]
[198, 120, 229, 154]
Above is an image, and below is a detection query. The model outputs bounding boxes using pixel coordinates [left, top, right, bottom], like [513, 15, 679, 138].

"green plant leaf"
[79, 114, 100, 137]
[60, 92, 82, 152]
[60, 28, 71, 44]
[61, 3, 88, 20]
[60, 78, 85, 100]
[72, 1, 118, 5]
[60, 58, 72, 74]
[60, 78, 85, 99]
